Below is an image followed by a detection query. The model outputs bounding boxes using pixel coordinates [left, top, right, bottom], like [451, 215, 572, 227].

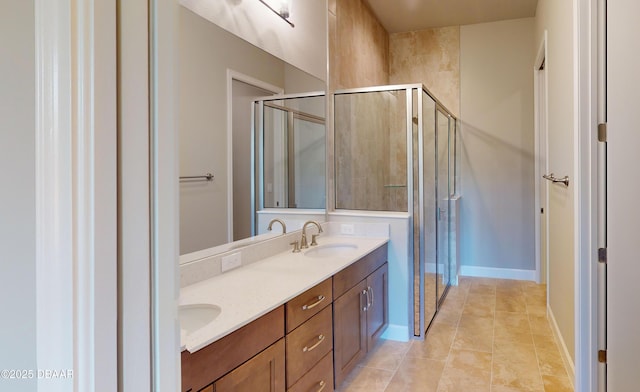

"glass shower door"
[422, 91, 437, 330]
[436, 109, 450, 305]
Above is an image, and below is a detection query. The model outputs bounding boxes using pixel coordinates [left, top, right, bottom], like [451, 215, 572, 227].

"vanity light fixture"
[258, 0, 294, 27]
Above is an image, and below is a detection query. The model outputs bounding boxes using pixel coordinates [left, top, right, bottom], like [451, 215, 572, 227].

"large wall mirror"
[178, 5, 326, 257]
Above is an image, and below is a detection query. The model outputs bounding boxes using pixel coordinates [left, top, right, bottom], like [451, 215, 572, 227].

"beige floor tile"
[406, 323, 457, 361]
[337, 278, 570, 392]
[493, 340, 537, 363]
[526, 303, 548, 316]
[492, 385, 537, 392]
[470, 277, 500, 287]
[361, 339, 412, 371]
[462, 295, 496, 318]
[447, 348, 493, 371]
[493, 341, 544, 392]
[458, 313, 494, 330]
[336, 365, 394, 392]
[469, 283, 497, 296]
[494, 312, 533, 345]
[495, 278, 526, 290]
[536, 347, 568, 378]
[541, 375, 573, 392]
[528, 314, 553, 336]
[451, 324, 494, 352]
[494, 330, 535, 346]
[492, 360, 545, 391]
[495, 293, 527, 312]
[384, 357, 445, 392]
[524, 292, 547, 307]
[442, 295, 466, 310]
[433, 307, 462, 327]
[532, 334, 557, 351]
[495, 311, 531, 333]
[438, 373, 491, 392]
[446, 285, 468, 299]
[457, 277, 473, 288]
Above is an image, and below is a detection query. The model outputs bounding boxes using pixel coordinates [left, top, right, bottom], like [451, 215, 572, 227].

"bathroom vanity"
[179, 235, 388, 392]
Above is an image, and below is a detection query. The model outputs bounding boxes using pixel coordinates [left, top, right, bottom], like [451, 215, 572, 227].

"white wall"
[180, 0, 327, 82]
[459, 18, 536, 273]
[0, 1, 37, 389]
[534, 0, 576, 364]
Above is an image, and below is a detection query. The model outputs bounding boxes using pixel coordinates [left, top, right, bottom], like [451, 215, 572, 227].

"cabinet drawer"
[286, 278, 333, 333]
[287, 350, 334, 392]
[286, 305, 333, 387]
[213, 338, 285, 392]
[333, 244, 387, 298]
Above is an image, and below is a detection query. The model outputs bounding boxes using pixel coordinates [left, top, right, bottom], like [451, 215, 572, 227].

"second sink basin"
[304, 243, 359, 258]
[179, 304, 222, 335]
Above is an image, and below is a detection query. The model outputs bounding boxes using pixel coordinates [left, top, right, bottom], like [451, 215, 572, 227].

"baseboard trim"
[548, 307, 576, 388]
[380, 324, 410, 342]
[460, 265, 536, 281]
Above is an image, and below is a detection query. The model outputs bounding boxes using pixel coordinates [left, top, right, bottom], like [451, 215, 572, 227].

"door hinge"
[598, 350, 607, 363]
[598, 248, 607, 263]
[598, 123, 607, 142]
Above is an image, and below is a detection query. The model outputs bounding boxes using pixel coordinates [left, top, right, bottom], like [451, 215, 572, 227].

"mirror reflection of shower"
[254, 93, 326, 218]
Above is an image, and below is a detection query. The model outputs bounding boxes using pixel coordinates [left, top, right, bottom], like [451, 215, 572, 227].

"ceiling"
[363, 0, 539, 33]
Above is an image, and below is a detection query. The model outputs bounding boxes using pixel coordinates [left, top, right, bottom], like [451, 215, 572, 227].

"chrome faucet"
[267, 219, 287, 234]
[300, 221, 323, 249]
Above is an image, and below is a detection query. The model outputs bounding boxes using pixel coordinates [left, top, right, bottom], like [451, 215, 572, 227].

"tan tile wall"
[330, 0, 461, 212]
[335, 91, 409, 211]
[329, 0, 389, 90]
[389, 27, 461, 117]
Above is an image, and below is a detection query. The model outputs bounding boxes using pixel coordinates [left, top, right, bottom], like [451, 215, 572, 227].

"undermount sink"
[179, 304, 222, 335]
[304, 243, 359, 258]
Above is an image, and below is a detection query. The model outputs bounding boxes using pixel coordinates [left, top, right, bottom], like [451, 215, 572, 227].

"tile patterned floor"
[336, 277, 573, 392]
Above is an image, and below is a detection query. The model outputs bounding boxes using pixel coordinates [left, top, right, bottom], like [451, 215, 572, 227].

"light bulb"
[279, 0, 291, 19]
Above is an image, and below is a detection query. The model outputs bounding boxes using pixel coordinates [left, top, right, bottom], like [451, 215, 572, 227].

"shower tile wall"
[389, 27, 461, 117]
[329, 0, 461, 115]
[335, 91, 408, 211]
[329, 0, 389, 90]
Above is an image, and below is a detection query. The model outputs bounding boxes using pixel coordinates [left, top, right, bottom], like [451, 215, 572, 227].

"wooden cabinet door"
[214, 339, 285, 392]
[332, 280, 367, 387]
[366, 263, 388, 350]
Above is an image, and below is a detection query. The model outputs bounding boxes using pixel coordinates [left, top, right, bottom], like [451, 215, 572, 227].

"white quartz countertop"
[180, 235, 389, 353]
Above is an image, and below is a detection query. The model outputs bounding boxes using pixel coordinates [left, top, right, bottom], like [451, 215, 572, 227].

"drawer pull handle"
[302, 334, 325, 352]
[302, 295, 326, 311]
[316, 380, 326, 392]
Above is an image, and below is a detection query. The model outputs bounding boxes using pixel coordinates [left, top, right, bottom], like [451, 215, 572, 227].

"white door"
[607, 0, 640, 389]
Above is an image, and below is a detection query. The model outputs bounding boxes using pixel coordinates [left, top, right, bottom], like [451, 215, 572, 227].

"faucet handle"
[310, 234, 320, 246]
[290, 241, 301, 253]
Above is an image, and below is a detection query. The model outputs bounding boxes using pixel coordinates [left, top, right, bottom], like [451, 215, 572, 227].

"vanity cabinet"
[332, 245, 388, 387]
[181, 244, 388, 392]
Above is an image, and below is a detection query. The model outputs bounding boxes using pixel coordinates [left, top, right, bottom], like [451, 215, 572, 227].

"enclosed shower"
[333, 84, 459, 336]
